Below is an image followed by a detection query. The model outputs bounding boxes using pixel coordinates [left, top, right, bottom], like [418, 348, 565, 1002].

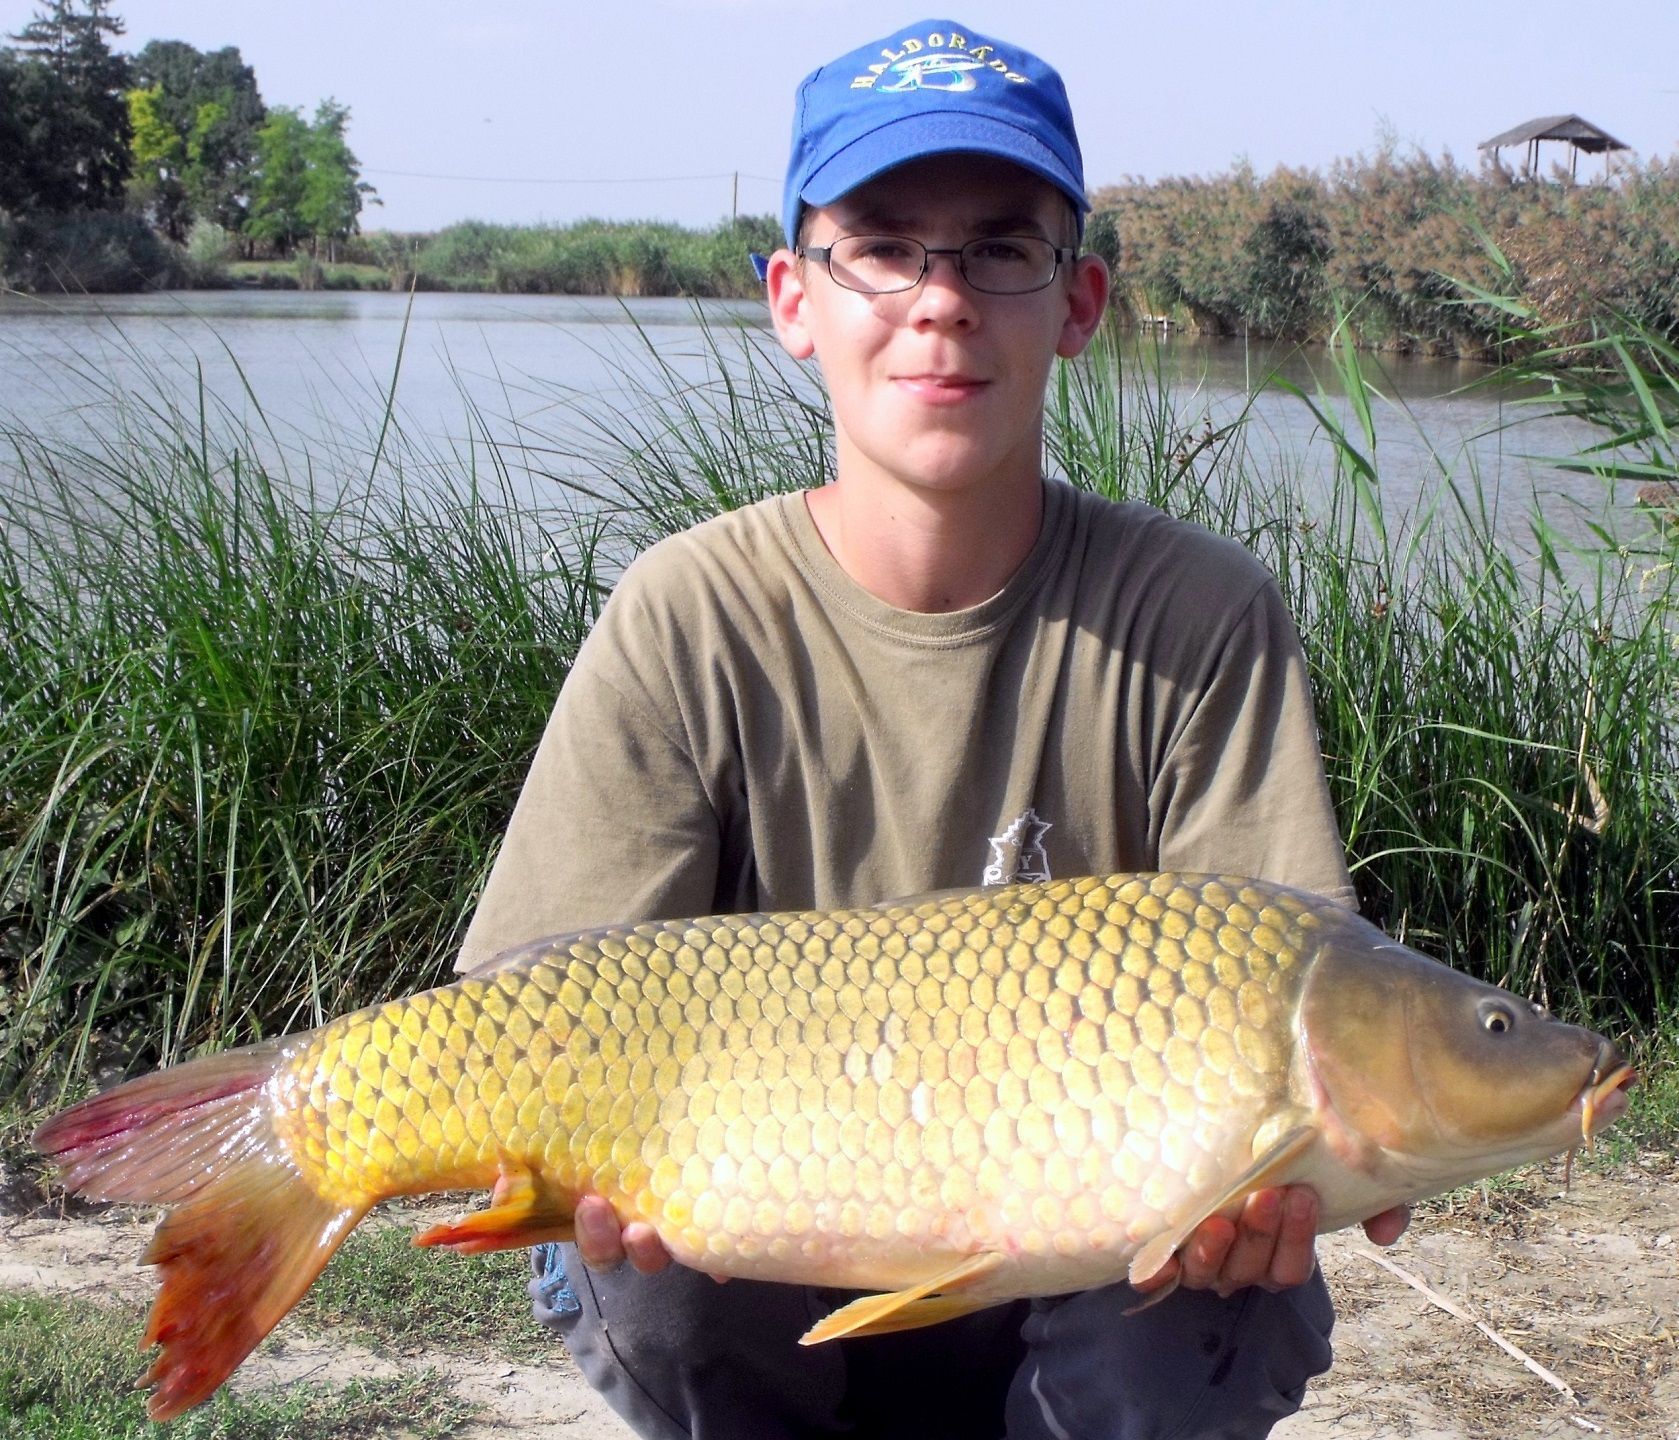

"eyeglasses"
[798, 234, 1076, 296]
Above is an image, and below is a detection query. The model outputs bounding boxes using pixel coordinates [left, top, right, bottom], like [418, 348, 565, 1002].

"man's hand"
[1135, 1187, 1411, 1298]
[574, 1193, 674, 1275]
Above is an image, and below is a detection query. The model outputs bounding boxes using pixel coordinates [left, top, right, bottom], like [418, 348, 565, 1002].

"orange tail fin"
[34, 1044, 369, 1420]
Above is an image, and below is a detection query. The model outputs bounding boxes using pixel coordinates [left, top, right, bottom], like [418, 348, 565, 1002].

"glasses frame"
[797, 234, 1079, 296]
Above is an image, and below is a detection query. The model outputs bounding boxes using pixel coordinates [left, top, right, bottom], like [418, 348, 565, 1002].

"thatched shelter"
[1480, 115, 1629, 180]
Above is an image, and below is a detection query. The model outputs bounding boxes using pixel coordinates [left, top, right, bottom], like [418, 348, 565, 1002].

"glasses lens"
[826, 236, 926, 294]
[960, 236, 1058, 294]
[820, 236, 1063, 295]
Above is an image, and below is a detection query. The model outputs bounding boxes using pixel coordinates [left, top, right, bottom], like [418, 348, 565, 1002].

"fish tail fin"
[34, 1044, 369, 1420]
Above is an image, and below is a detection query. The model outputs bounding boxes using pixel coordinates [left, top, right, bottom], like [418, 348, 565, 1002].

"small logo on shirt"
[984, 809, 1052, 886]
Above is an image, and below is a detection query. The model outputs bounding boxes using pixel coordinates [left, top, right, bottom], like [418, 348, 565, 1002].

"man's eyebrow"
[839, 207, 912, 233]
[969, 212, 1052, 236]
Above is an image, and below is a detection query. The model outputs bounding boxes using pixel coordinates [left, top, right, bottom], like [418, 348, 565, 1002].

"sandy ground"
[3, 1154, 1676, 1439]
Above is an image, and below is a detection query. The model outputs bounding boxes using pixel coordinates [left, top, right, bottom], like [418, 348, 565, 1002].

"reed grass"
[2, 305, 1674, 1105]
[0, 363, 605, 1096]
[1096, 149, 1679, 354]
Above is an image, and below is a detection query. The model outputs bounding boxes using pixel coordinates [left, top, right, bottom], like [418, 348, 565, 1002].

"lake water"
[0, 288, 1638, 550]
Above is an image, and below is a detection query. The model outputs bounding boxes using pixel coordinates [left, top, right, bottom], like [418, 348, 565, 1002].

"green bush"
[410, 215, 776, 298]
[0, 210, 188, 293]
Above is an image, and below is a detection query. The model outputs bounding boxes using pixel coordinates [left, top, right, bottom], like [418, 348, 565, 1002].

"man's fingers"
[573, 1195, 627, 1270]
[1361, 1204, 1411, 1248]
[1265, 1187, 1320, 1290]
[1174, 1216, 1237, 1291]
[574, 1200, 677, 1275]
[1216, 1188, 1284, 1293]
[1216, 1186, 1318, 1292]
[621, 1221, 676, 1276]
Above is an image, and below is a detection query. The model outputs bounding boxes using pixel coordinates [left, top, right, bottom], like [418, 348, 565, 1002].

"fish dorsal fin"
[1127, 1124, 1317, 1287]
[800, 1252, 1006, 1344]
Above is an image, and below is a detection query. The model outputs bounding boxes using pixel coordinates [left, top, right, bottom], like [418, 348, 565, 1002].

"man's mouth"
[895, 374, 987, 402]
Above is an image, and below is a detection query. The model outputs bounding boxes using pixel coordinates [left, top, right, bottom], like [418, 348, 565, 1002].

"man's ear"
[765, 248, 817, 360]
[1056, 253, 1111, 360]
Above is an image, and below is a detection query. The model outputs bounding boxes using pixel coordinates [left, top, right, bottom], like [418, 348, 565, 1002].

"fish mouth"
[1577, 1044, 1637, 1144]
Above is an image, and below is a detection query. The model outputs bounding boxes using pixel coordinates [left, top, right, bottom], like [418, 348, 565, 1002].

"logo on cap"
[879, 53, 985, 93]
[849, 30, 1029, 90]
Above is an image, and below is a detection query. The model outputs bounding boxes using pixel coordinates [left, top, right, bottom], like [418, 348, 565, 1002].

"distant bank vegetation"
[366, 215, 784, 299]
[10, 153, 1678, 357]
[1089, 147, 1679, 356]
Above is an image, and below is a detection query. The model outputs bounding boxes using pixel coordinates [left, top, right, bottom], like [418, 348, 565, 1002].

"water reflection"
[0, 289, 1635, 554]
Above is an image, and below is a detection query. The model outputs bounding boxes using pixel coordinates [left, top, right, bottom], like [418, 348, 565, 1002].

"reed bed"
[0, 375, 605, 1094]
[372, 216, 782, 299]
[1093, 149, 1679, 354]
[2, 310, 1674, 1102]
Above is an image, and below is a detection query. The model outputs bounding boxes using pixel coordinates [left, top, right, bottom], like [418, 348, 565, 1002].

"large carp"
[37, 872, 1633, 1420]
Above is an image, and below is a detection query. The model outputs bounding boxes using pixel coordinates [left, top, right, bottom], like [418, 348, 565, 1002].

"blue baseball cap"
[779, 19, 1088, 249]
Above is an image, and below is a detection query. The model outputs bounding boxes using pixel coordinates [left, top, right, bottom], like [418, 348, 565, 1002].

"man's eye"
[851, 238, 916, 262]
[968, 239, 1033, 264]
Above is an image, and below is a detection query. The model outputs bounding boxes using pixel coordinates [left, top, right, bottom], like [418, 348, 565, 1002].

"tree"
[247, 99, 376, 258]
[0, 50, 72, 211]
[299, 100, 376, 259]
[128, 40, 264, 235]
[125, 82, 189, 237]
[246, 105, 310, 253]
[7, 0, 132, 209]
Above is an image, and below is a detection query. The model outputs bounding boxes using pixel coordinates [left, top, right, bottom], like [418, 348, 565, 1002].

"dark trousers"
[533, 1243, 1333, 1440]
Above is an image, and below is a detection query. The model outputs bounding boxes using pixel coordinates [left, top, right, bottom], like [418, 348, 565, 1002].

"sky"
[4, 0, 1675, 234]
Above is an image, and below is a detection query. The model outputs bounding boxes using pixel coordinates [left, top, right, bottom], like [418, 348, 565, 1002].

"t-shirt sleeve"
[1149, 578, 1355, 908]
[454, 593, 724, 973]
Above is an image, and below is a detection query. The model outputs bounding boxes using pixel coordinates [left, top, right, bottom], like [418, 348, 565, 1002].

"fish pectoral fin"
[1122, 1267, 1182, 1316]
[415, 1157, 576, 1254]
[1127, 1124, 1318, 1288]
[799, 1253, 1006, 1345]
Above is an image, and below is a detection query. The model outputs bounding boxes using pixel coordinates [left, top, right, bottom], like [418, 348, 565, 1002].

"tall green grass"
[2, 307, 1674, 1105]
[0, 371, 606, 1096]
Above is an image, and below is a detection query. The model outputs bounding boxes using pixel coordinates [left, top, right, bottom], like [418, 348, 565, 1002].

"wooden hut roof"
[1479, 115, 1629, 154]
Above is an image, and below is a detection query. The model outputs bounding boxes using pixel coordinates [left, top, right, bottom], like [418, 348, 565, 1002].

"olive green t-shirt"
[458, 480, 1352, 971]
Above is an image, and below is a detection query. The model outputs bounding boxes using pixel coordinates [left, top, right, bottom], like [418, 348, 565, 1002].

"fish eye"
[1479, 1001, 1517, 1034]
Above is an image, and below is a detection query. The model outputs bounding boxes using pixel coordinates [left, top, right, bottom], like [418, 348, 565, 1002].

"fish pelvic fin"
[415, 1156, 577, 1254]
[1127, 1123, 1317, 1289]
[35, 1043, 369, 1421]
[800, 1253, 1005, 1344]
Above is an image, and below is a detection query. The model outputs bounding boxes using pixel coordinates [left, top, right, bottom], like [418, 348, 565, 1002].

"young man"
[460, 18, 1406, 1438]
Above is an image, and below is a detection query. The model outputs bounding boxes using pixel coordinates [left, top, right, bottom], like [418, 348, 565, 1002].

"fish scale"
[269, 873, 1312, 1294]
[35, 869, 1633, 1421]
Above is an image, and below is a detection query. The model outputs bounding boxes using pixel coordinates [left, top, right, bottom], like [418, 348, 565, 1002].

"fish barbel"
[36, 872, 1633, 1419]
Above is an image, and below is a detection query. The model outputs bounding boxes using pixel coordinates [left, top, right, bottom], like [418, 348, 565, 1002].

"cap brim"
[800, 111, 1089, 218]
